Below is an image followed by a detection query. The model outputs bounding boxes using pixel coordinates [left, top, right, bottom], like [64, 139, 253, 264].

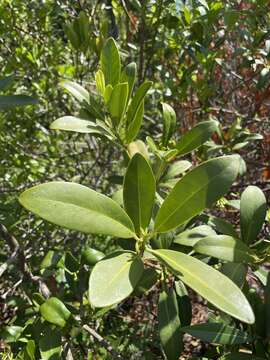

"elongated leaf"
[174, 225, 216, 247]
[222, 354, 265, 360]
[181, 323, 251, 345]
[240, 186, 267, 245]
[221, 262, 247, 288]
[121, 62, 137, 100]
[133, 268, 158, 296]
[149, 249, 254, 324]
[126, 81, 152, 125]
[101, 37, 120, 86]
[19, 182, 135, 238]
[158, 287, 183, 360]
[123, 153, 156, 234]
[81, 248, 105, 266]
[175, 280, 192, 326]
[61, 80, 89, 103]
[40, 297, 71, 327]
[126, 101, 144, 143]
[163, 160, 192, 181]
[50, 116, 109, 135]
[194, 235, 255, 263]
[162, 103, 176, 146]
[95, 69, 105, 96]
[154, 155, 240, 233]
[104, 84, 113, 104]
[0, 95, 37, 108]
[204, 215, 238, 237]
[89, 251, 144, 307]
[39, 327, 62, 360]
[176, 120, 218, 156]
[108, 82, 128, 127]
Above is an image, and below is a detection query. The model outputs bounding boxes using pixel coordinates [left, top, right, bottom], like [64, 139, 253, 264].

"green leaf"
[158, 287, 183, 360]
[95, 69, 105, 96]
[162, 103, 176, 146]
[50, 116, 111, 136]
[0, 325, 24, 343]
[81, 247, 105, 266]
[204, 215, 238, 237]
[101, 37, 120, 86]
[39, 327, 62, 360]
[0, 95, 37, 108]
[89, 251, 144, 307]
[175, 280, 192, 326]
[133, 268, 158, 296]
[19, 182, 135, 238]
[23, 340, 36, 360]
[221, 354, 265, 360]
[176, 120, 218, 156]
[61, 80, 89, 103]
[108, 82, 128, 127]
[149, 249, 254, 324]
[265, 272, 270, 337]
[174, 225, 216, 247]
[0, 74, 14, 91]
[154, 155, 240, 233]
[181, 323, 251, 345]
[40, 297, 71, 327]
[126, 81, 152, 126]
[123, 153, 156, 234]
[120, 62, 137, 100]
[104, 84, 113, 104]
[194, 235, 255, 263]
[125, 101, 144, 143]
[221, 262, 247, 288]
[240, 186, 267, 245]
[163, 160, 192, 181]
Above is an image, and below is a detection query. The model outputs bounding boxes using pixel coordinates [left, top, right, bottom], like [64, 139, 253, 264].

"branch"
[83, 324, 124, 360]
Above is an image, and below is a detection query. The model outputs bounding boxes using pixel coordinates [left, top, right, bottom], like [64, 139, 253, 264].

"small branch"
[83, 324, 124, 360]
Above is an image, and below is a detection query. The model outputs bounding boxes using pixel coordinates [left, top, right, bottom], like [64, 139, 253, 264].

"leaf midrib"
[23, 195, 134, 234]
[156, 251, 246, 318]
[155, 160, 233, 231]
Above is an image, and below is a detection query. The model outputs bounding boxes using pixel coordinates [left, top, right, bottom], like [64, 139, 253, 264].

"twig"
[83, 324, 124, 360]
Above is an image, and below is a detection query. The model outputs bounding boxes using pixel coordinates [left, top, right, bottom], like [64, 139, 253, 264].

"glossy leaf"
[181, 323, 251, 345]
[104, 84, 113, 104]
[101, 37, 120, 86]
[133, 267, 158, 296]
[50, 116, 109, 135]
[162, 102, 176, 146]
[194, 235, 255, 263]
[61, 80, 89, 103]
[123, 153, 156, 233]
[174, 225, 216, 247]
[108, 82, 128, 127]
[126, 101, 144, 143]
[19, 182, 135, 238]
[81, 247, 105, 266]
[126, 81, 152, 125]
[40, 297, 71, 327]
[89, 251, 144, 307]
[95, 69, 105, 96]
[221, 262, 247, 288]
[154, 155, 240, 233]
[175, 280, 192, 326]
[39, 327, 62, 360]
[204, 215, 238, 238]
[120, 62, 137, 100]
[163, 160, 192, 180]
[176, 120, 218, 156]
[240, 186, 267, 244]
[149, 249, 254, 324]
[158, 287, 183, 360]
